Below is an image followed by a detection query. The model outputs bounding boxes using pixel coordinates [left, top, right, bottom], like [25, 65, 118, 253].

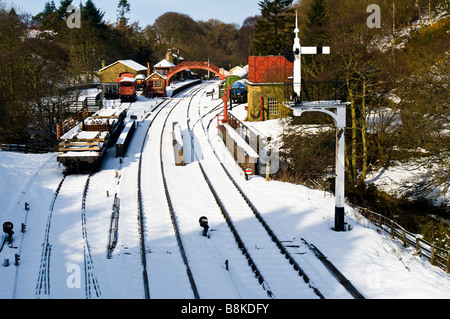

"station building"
[99, 59, 148, 99]
[145, 71, 167, 97]
[146, 48, 193, 98]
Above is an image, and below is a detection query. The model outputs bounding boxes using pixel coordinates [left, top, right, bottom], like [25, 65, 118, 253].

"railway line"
[137, 87, 207, 299]
[184, 85, 323, 299]
[135, 82, 360, 299]
[197, 91, 365, 299]
[35, 172, 101, 298]
[159, 85, 269, 299]
[34, 101, 136, 298]
[134, 82, 318, 299]
[29, 81, 364, 299]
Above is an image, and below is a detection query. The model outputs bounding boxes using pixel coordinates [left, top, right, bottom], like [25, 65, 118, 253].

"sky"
[7, 0, 262, 27]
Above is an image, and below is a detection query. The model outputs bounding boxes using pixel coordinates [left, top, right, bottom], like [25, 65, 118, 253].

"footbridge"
[166, 61, 230, 85]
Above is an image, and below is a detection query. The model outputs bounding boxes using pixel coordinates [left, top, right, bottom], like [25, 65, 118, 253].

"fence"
[227, 113, 261, 155]
[350, 204, 450, 273]
[0, 144, 53, 154]
[284, 80, 348, 104]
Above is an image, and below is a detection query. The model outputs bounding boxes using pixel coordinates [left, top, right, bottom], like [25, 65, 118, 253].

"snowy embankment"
[225, 105, 450, 298]
[0, 84, 449, 299]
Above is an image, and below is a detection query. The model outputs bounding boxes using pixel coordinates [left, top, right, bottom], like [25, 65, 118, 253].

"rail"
[159, 95, 200, 299]
[350, 204, 450, 273]
[301, 238, 365, 299]
[36, 175, 66, 296]
[81, 172, 101, 298]
[107, 194, 120, 259]
[188, 87, 274, 298]
[136, 99, 169, 299]
[195, 89, 329, 299]
[136, 86, 206, 299]
[206, 106, 369, 298]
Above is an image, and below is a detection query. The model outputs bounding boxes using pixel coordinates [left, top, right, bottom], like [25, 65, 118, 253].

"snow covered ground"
[0, 81, 449, 299]
[366, 158, 449, 207]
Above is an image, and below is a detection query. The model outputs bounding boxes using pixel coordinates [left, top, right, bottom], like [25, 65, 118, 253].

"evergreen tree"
[34, 1, 59, 29]
[81, 0, 106, 29]
[117, 0, 130, 28]
[56, 0, 73, 20]
[306, 0, 329, 29]
[43, 1, 57, 17]
[68, 0, 107, 80]
[304, 0, 330, 46]
[253, 0, 294, 55]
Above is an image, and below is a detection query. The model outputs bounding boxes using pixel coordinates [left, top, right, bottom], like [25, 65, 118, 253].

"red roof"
[248, 56, 293, 83]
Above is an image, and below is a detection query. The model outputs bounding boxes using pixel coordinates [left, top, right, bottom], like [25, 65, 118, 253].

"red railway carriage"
[116, 73, 137, 102]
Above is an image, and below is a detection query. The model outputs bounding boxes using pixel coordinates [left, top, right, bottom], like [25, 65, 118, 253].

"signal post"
[286, 12, 349, 231]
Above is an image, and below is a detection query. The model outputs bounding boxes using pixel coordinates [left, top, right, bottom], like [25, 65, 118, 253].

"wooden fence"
[227, 113, 261, 154]
[350, 204, 450, 273]
[0, 144, 53, 154]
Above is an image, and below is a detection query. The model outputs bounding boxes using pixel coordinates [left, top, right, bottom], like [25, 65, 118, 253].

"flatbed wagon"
[57, 107, 127, 172]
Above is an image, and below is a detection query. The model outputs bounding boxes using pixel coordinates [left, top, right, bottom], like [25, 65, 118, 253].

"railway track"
[32, 83, 363, 299]
[186, 88, 324, 299]
[182, 87, 276, 298]
[137, 83, 270, 299]
[136, 84, 211, 299]
[196, 95, 365, 299]
[35, 100, 135, 298]
[35, 175, 66, 296]
[35, 172, 101, 298]
[81, 173, 101, 298]
[139, 83, 324, 298]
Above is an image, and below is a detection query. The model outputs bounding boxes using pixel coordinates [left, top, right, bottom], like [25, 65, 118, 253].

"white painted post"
[287, 11, 347, 231]
[334, 106, 346, 231]
[292, 11, 330, 99]
[293, 12, 302, 98]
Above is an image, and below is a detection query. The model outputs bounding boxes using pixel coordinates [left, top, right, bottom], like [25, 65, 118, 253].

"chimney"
[147, 62, 151, 77]
[166, 49, 173, 63]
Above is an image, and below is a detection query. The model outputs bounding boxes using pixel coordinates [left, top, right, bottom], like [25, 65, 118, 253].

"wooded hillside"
[270, 0, 449, 248]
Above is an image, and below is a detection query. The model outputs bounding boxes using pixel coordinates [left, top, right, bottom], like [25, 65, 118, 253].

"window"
[268, 98, 279, 116]
[154, 80, 163, 88]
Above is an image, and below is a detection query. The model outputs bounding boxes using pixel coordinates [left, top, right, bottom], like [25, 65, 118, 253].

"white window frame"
[268, 98, 279, 116]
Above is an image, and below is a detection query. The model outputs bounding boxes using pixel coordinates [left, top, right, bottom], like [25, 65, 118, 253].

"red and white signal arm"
[245, 168, 252, 174]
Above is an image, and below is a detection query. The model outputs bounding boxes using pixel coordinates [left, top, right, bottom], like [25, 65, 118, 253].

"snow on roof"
[99, 59, 147, 72]
[172, 53, 184, 61]
[119, 77, 137, 83]
[146, 71, 168, 81]
[154, 59, 176, 68]
[231, 65, 248, 78]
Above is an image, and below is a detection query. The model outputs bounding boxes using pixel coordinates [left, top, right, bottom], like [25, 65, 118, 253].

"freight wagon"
[57, 106, 127, 172]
